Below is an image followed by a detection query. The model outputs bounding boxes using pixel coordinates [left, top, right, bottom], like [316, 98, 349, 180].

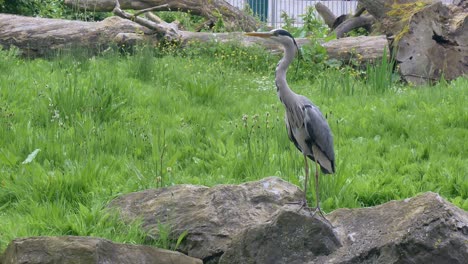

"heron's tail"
[320, 160, 335, 174]
[311, 145, 335, 174]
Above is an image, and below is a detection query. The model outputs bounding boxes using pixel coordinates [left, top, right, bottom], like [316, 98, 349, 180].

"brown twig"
[113, 0, 181, 41]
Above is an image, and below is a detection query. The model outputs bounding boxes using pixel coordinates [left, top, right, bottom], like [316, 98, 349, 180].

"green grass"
[0, 44, 467, 252]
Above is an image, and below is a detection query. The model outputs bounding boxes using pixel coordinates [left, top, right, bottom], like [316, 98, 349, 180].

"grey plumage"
[246, 29, 335, 215]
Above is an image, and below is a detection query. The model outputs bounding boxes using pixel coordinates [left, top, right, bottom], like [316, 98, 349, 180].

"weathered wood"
[315, 0, 467, 84]
[315, 3, 336, 29]
[396, 2, 468, 84]
[64, 0, 258, 32]
[112, 1, 180, 41]
[315, 3, 374, 38]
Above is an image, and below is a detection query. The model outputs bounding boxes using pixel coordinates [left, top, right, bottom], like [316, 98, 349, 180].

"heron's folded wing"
[303, 104, 335, 173]
[285, 113, 302, 152]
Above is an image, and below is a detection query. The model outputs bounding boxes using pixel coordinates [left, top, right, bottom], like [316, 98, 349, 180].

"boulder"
[219, 208, 341, 264]
[2, 181, 467, 264]
[109, 175, 468, 263]
[108, 176, 303, 262]
[222, 192, 468, 263]
[0, 236, 202, 264]
[321, 192, 468, 263]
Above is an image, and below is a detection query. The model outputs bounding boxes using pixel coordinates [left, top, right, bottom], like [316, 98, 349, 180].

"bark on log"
[321, 35, 389, 64]
[64, 0, 259, 32]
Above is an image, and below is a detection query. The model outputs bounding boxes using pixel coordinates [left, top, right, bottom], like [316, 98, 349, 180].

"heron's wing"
[285, 113, 302, 153]
[303, 103, 335, 174]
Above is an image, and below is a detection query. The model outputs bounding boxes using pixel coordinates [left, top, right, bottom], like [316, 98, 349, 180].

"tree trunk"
[64, 0, 259, 32]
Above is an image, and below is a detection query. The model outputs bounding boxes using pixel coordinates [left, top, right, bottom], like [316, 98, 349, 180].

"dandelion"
[253, 114, 259, 122]
[51, 109, 60, 122]
[242, 114, 248, 127]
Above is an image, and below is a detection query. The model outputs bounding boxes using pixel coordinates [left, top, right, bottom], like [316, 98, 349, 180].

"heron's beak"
[245, 32, 274, 38]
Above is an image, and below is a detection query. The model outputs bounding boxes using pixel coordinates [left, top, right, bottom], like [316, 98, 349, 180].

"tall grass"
[0, 44, 467, 252]
[365, 48, 397, 93]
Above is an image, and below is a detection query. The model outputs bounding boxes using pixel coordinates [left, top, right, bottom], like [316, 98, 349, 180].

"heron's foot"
[310, 206, 333, 227]
[286, 198, 308, 211]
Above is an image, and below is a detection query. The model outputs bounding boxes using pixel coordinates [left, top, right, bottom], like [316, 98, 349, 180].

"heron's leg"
[313, 158, 327, 219]
[303, 154, 309, 205]
[288, 154, 309, 209]
[314, 158, 319, 209]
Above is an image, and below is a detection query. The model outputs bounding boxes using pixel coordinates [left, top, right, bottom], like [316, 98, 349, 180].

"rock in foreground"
[0, 236, 202, 264]
[1, 177, 467, 264]
[109, 175, 468, 263]
[108, 176, 303, 262]
[320, 192, 468, 263]
[222, 192, 468, 263]
[219, 208, 341, 264]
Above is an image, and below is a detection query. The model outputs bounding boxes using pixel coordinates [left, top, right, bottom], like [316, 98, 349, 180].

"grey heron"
[245, 29, 335, 217]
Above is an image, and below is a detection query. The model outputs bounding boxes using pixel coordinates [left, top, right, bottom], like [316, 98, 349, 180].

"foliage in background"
[0, 0, 62, 17]
[0, 0, 110, 20]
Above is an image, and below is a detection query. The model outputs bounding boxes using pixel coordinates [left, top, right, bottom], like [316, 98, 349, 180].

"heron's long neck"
[275, 43, 296, 101]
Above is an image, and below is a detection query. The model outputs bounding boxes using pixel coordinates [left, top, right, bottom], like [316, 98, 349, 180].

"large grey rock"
[108, 176, 303, 262]
[0, 236, 202, 264]
[318, 192, 468, 264]
[109, 174, 468, 264]
[221, 192, 468, 264]
[219, 208, 341, 264]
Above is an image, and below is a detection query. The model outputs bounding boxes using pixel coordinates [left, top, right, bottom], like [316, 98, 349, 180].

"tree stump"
[316, 0, 467, 84]
[395, 2, 468, 84]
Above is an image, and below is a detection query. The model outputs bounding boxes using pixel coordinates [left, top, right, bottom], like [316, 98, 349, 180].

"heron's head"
[245, 29, 298, 51]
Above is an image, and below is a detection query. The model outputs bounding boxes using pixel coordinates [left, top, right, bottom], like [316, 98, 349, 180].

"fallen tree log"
[0, 14, 150, 57]
[0, 13, 388, 66]
[64, 0, 259, 32]
[321, 35, 389, 64]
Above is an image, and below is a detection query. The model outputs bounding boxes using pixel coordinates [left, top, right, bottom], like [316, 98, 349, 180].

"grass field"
[0, 43, 467, 251]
